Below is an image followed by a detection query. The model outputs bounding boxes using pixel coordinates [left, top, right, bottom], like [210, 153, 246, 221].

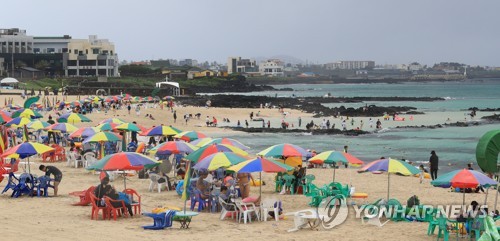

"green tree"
[35, 60, 50, 70]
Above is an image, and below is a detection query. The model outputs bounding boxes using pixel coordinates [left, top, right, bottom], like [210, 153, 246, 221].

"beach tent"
[0, 77, 19, 84]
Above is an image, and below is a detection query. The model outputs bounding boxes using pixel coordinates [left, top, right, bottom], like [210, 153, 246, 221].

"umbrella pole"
[387, 172, 390, 201]
[462, 188, 465, 206]
[495, 182, 499, 211]
[123, 170, 126, 190]
[484, 187, 489, 205]
[333, 165, 336, 182]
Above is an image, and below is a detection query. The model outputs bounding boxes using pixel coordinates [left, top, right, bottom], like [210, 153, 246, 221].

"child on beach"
[419, 164, 427, 184]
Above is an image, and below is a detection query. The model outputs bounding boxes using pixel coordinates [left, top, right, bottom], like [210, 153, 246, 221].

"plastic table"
[174, 211, 198, 229]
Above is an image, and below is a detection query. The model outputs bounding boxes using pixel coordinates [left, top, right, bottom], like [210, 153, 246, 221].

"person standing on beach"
[369, 118, 373, 128]
[298, 117, 302, 128]
[173, 111, 177, 123]
[245, 120, 249, 128]
[429, 150, 439, 180]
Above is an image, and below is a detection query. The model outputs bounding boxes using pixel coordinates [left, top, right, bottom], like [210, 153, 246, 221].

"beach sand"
[1, 91, 498, 241]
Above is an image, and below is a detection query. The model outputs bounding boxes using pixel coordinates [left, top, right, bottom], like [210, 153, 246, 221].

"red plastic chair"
[42, 151, 56, 162]
[123, 188, 141, 215]
[70, 186, 96, 206]
[89, 193, 108, 220]
[51, 144, 66, 162]
[104, 196, 129, 221]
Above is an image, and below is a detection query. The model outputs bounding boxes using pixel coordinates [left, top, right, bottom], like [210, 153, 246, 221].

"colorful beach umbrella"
[57, 113, 92, 123]
[27, 120, 51, 130]
[150, 141, 198, 155]
[45, 123, 78, 133]
[206, 138, 250, 150]
[141, 125, 182, 136]
[5, 117, 31, 127]
[228, 157, 294, 200]
[96, 122, 119, 131]
[11, 108, 43, 119]
[86, 152, 160, 189]
[99, 118, 126, 124]
[115, 123, 143, 132]
[2, 142, 55, 173]
[308, 151, 365, 181]
[193, 152, 248, 171]
[190, 137, 214, 147]
[185, 144, 248, 163]
[69, 127, 100, 138]
[173, 131, 207, 142]
[163, 96, 175, 100]
[82, 132, 121, 144]
[0, 110, 12, 123]
[257, 143, 308, 157]
[358, 158, 420, 200]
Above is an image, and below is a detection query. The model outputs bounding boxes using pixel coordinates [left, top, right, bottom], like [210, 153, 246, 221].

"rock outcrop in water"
[225, 127, 369, 136]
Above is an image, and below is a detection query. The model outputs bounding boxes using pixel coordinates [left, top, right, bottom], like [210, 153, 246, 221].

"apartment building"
[325, 61, 375, 70]
[259, 59, 284, 77]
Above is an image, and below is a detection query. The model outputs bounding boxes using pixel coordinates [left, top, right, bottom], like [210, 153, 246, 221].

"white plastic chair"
[218, 196, 238, 220]
[285, 196, 338, 232]
[148, 173, 165, 193]
[234, 199, 260, 224]
[261, 198, 281, 222]
[83, 152, 97, 168]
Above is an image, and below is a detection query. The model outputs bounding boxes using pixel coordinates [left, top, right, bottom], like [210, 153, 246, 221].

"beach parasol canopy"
[173, 131, 207, 142]
[99, 118, 126, 124]
[96, 122, 119, 131]
[257, 143, 308, 157]
[206, 138, 250, 150]
[115, 123, 143, 133]
[27, 120, 51, 130]
[163, 96, 175, 100]
[358, 158, 420, 200]
[5, 117, 31, 127]
[308, 151, 365, 182]
[193, 152, 248, 171]
[150, 141, 198, 155]
[0, 110, 12, 123]
[82, 132, 121, 144]
[185, 144, 248, 163]
[69, 127, 100, 138]
[190, 137, 214, 147]
[141, 125, 182, 136]
[86, 152, 160, 189]
[57, 113, 92, 123]
[45, 123, 78, 133]
[2, 142, 55, 173]
[431, 169, 497, 205]
[11, 108, 43, 119]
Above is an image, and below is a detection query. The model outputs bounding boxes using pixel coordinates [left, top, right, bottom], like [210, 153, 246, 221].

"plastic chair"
[89, 193, 108, 220]
[436, 217, 450, 241]
[234, 199, 260, 224]
[104, 196, 129, 221]
[83, 152, 97, 168]
[261, 198, 281, 222]
[122, 188, 141, 215]
[282, 174, 296, 195]
[470, 216, 485, 240]
[34, 175, 54, 197]
[275, 173, 284, 192]
[51, 144, 66, 162]
[69, 186, 96, 206]
[218, 196, 238, 220]
[142, 210, 177, 230]
[302, 174, 315, 195]
[1, 172, 19, 194]
[148, 173, 165, 193]
[386, 199, 405, 222]
[190, 189, 209, 212]
[12, 173, 35, 198]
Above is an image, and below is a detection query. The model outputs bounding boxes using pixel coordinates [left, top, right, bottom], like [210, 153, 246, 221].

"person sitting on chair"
[196, 169, 211, 199]
[94, 177, 133, 216]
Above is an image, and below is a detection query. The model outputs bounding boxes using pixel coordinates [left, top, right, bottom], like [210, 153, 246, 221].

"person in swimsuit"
[237, 172, 255, 199]
[39, 165, 62, 196]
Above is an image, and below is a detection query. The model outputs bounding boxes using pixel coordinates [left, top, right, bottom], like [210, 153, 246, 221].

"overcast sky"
[3, 0, 499, 66]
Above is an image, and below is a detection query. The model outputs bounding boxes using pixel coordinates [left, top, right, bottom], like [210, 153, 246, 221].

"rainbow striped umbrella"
[308, 151, 365, 181]
[57, 113, 92, 123]
[2, 142, 55, 173]
[99, 118, 126, 124]
[150, 141, 198, 155]
[185, 144, 248, 163]
[431, 169, 497, 205]
[173, 131, 207, 142]
[96, 122, 119, 131]
[358, 158, 420, 200]
[45, 123, 78, 133]
[5, 117, 31, 127]
[206, 138, 250, 150]
[257, 143, 308, 157]
[27, 120, 51, 130]
[104, 96, 121, 102]
[115, 123, 143, 132]
[0, 110, 12, 123]
[69, 127, 100, 138]
[190, 137, 214, 147]
[141, 125, 182, 136]
[131, 96, 142, 103]
[193, 152, 248, 171]
[228, 157, 294, 198]
[86, 152, 160, 188]
[82, 132, 121, 144]
[11, 108, 43, 119]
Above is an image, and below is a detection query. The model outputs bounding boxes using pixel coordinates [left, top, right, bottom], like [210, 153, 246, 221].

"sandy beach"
[1, 91, 498, 241]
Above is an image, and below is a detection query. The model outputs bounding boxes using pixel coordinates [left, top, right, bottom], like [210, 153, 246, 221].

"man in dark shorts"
[39, 165, 62, 196]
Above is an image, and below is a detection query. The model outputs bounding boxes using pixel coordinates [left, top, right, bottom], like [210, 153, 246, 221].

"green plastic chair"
[282, 174, 296, 195]
[275, 173, 284, 193]
[305, 187, 324, 207]
[386, 199, 406, 222]
[470, 216, 485, 241]
[302, 174, 315, 195]
[481, 216, 500, 241]
[436, 217, 450, 241]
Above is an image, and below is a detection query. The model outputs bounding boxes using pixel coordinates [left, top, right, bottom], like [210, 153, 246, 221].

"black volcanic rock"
[225, 127, 369, 136]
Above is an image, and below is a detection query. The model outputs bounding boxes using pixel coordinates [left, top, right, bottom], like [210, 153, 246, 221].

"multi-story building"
[325, 60, 375, 70]
[0, 57, 4, 76]
[259, 59, 284, 77]
[33, 35, 71, 54]
[64, 35, 119, 77]
[0, 28, 33, 54]
[179, 59, 198, 67]
[227, 57, 240, 74]
[227, 56, 259, 74]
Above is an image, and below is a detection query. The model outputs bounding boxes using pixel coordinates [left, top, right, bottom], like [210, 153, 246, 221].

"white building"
[64, 35, 119, 77]
[0, 57, 4, 76]
[259, 59, 284, 77]
[0, 28, 34, 53]
[33, 35, 71, 54]
[325, 61, 375, 70]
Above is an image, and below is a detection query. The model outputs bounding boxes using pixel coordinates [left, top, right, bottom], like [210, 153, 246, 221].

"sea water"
[208, 80, 500, 171]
